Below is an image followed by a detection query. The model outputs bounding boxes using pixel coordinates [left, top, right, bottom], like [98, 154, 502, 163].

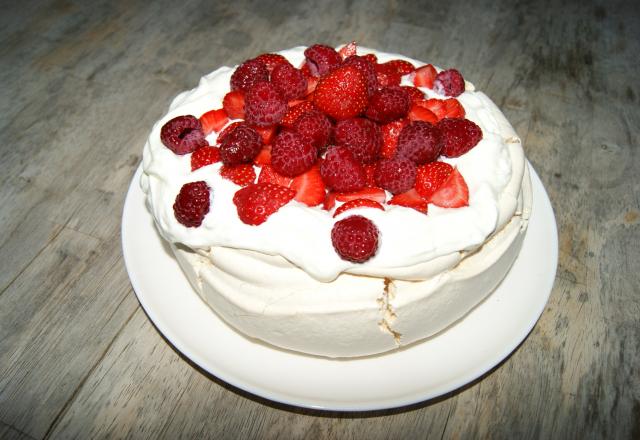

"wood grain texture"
[0, 0, 638, 438]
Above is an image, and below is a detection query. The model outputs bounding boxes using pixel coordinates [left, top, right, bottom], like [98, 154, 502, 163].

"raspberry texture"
[433, 69, 465, 97]
[313, 65, 369, 120]
[374, 157, 417, 194]
[334, 118, 382, 164]
[365, 87, 410, 124]
[270, 130, 317, 177]
[219, 124, 262, 165]
[396, 121, 442, 164]
[230, 59, 269, 92]
[160, 115, 208, 155]
[173, 181, 211, 227]
[343, 55, 378, 96]
[331, 215, 379, 263]
[253, 53, 290, 72]
[270, 62, 308, 101]
[244, 82, 288, 127]
[293, 111, 332, 150]
[304, 44, 342, 77]
[320, 146, 366, 192]
[438, 118, 483, 157]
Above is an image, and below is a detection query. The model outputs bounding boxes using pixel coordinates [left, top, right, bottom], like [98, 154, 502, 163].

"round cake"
[141, 43, 531, 358]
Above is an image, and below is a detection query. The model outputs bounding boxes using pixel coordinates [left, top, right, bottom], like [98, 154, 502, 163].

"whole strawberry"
[160, 115, 208, 155]
[313, 65, 369, 120]
[343, 55, 378, 96]
[331, 215, 379, 263]
[320, 145, 366, 192]
[334, 118, 382, 164]
[219, 124, 262, 165]
[438, 118, 483, 157]
[173, 181, 210, 227]
[396, 121, 442, 164]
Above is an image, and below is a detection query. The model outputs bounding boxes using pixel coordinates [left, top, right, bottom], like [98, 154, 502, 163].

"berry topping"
[281, 100, 318, 127]
[271, 62, 308, 101]
[334, 117, 382, 164]
[388, 189, 428, 213]
[363, 163, 377, 187]
[320, 145, 366, 192]
[216, 121, 242, 144]
[407, 103, 438, 123]
[433, 69, 465, 97]
[200, 109, 229, 135]
[233, 183, 296, 225]
[253, 144, 272, 166]
[304, 44, 342, 77]
[291, 165, 326, 207]
[396, 121, 443, 164]
[160, 115, 208, 155]
[333, 198, 384, 217]
[253, 125, 278, 145]
[374, 157, 417, 194]
[413, 64, 437, 88]
[293, 111, 332, 150]
[253, 53, 289, 73]
[257, 164, 293, 187]
[343, 55, 378, 96]
[270, 130, 317, 177]
[418, 98, 465, 121]
[244, 82, 288, 127]
[313, 65, 369, 120]
[374, 63, 401, 87]
[173, 181, 210, 227]
[438, 118, 483, 157]
[335, 187, 387, 203]
[331, 215, 379, 263]
[380, 119, 409, 159]
[219, 164, 256, 187]
[430, 168, 469, 208]
[365, 87, 410, 124]
[230, 59, 269, 92]
[219, 124, 262, 165]
[338, 41, 358, 59]
[415, 161, 453, 200]
[222, 91, 246, 119]
[191, 146, 221, 171]
[401, 86, 426, 103]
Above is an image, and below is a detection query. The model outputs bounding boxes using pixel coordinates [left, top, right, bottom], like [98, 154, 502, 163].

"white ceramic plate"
[122, 163, 557, 411]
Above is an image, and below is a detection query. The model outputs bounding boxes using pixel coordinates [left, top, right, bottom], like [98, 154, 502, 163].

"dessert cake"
[141, 43, 531, 358]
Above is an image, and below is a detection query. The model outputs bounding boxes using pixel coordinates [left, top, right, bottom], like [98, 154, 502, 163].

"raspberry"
[270, 130, 317, 177]
[281, 100, 318, 127]
[244, 82, 287, 127]
[334, 118, 382, 164]
[160, 115, 208, 155]
[219, 124, 262, 165]
[396, 121, 442, 164]
[293, 111, 332, 150]
[173, 181, 210, 227]
[380, 119, 408, 159]
[320, 145, 366, 192]
[230, 59, 269, 92]
[343, 55, 378, 96]
[438, 118, 483, 157]
[270, 63, 308, 101]
[401, 86, 425, 103]
[374, 157, 417, 194]
[253, 53, 290, 73]
[304, 44, 342, 77]
[313, 65, 369, 120]
[365, 87, 410, 123]
[331, 215, 379, 263]
[433, 69, 465, 97]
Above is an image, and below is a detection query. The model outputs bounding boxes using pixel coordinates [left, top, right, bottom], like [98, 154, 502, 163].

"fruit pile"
[163, 42, 483, 263]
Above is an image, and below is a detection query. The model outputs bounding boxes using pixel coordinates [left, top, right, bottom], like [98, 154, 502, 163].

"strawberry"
[253, 125, 278, 144]
[333, 198, 384, 217]
[388, 189, 428, 213]
[281, 101, 317, 127]
[323, 192, 338, 211]
[291, 165, 326, 206]
[415, 161, 453, 200]
[200, 109, 229, 135]
[335, 187, 386, 204]
[257, 164, 293, 187]
[401, 86, 426, 103]
[418, 98, 465, 120]
[363, 163, 377, 187]
[407, 103, 438, 123]
[430, 168, 469, 208]
[381, 119, 408, 159]
[338, 41, 358, 59]
[223, 91, 246, 119]
[253, 53, 290, 73]
[233, 183, 296, 225]
[191, 146, 221, 171]
[384, 59, 415, 76]
[362, 53, 378, 64]
[253, 144, 272, 166]
[313, 65, 369, 120]
[219, 164, 256, 186]
[375, 63, 401, 87]
[413, 64, 437, 88]
[305, 76, 318, 96]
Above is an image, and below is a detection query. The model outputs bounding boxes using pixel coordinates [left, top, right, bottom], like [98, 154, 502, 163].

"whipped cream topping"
[141, 47, 523, 282]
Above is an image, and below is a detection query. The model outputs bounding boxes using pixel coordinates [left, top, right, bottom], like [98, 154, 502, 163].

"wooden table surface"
[1, 0, 638, 438]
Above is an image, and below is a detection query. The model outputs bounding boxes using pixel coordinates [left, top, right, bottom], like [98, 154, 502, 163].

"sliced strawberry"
[281, 101, 317, 127]
[388, 189, 428, 213]
[413, 64, 437, 88]
[335, 187, 387, 204]
[323, 191, 338, 211]
[253, 125, 277, 144]
[257, 164, 293, 187]
[415, 161, 453, 200]
[333, 198, 384, 217]
[222, 90, 246, 119]
[191, 146, 221, 171]
[401, 86, 426, 103]
[417, 98, 465, 120]
[408, 103, 438, 123]
[233, 183, 296, 225]
[339, 41, 358, 59]
[253, 144, 272, 166]
[216, 121, 242, 144]
[291, 165, 326, 207]
[305, 76, 318, 96]
[200, 109, 229, 135]
[219, 164, 256, 186]
[363, 163, 377, 187]
[430, 168, 469, 208]
[381, 119, 409, 159]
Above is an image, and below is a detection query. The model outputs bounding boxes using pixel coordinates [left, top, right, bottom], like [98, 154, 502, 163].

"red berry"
[233, 183, 296, 225]
[333, 198, 384, 217]
[430, 168, 469, 208]
[304, 44, 342, 77]
[375, 62, 401, 87]
[281, 100, 318, 127]
[173, 181, 210, 227]
[374, 157, 417, 194]
[380, 119, 408, 159]
[230, 59, 269, 92]
[413, 64, 437, 88]
[365, 87, 410, 123]
[343, 55, 378, 96]
[331, 215, 379, 263]
[385, 60, 415, 75]
[160, 115, 208, 155]
[334, 117, 382, 164]
[222, 91, 246, 119]
[257, 164, 293, 187]
[191, 146, 221, 171]
[219, 164, 256, 187]
[270, 130, 317, 177]
[291, 165, 326, 207]
[338, 41, 358, 59]
[388, 189, 428, 213]
[253, 53, 289, 73]
[415, 161, 453, 200]
[335, 187, 387, 204]
[396, 121, 442, 164]
[320, 145, 366, 192]
[293, 111, 332, 150]
[433, 69, 465, 97]
[438, 118, 483, 157]
[252, 125, 278, 145]
[271, 62, 308, 101]
[401, 86, 426, 103]
[199, 109, 229, 135]
[219, 124, 262, 165]
[407, 103, 438, 123]
[313, 65, 369, 120]
[362, 53, 378, 64]
[417, 98, 465, 120]
[217, 121, 242, 144]
[363, 163, 377, 187]
[253, 144, 272, 166]
[244, 82, 287, 127]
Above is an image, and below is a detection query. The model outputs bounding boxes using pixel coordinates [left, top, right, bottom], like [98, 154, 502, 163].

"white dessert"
[141, 46, 531, 358]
